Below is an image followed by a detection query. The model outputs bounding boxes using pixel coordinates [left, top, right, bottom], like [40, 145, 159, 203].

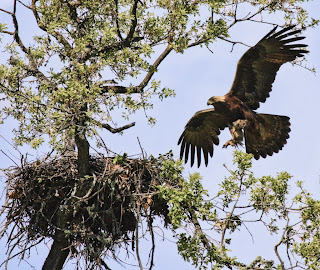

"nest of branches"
[2, 153, 174, 263]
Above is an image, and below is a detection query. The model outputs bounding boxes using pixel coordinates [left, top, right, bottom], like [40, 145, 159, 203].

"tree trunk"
[42, 231, 70, 270]
[75, 131, 90, 177]
[42, 132, 90, 269]
[42, 98, 91, 269]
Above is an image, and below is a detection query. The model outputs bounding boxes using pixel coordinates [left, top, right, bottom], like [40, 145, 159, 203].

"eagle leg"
[223, 120, 247, 149]
[223, 139, 244, 148]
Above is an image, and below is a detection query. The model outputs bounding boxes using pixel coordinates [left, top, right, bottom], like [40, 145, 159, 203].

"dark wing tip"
[272, 25, 296, 38]
[197, 147, 201, 168]
[261, 25, 278, 40]
[177, 134, 183, 145]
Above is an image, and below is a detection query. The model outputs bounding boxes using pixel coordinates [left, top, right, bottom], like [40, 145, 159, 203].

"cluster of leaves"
[157, 151, 320, 269]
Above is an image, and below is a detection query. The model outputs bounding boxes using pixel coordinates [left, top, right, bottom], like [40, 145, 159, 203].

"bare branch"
[100, 122, 136, 133]
[219, 37, 251, 52]
[0, 150, 19, 166]
[102, 45, 172, 94]
[146, 212, 155, 270]
[101, 85, 140, 94]
[0, 8, 13, 15]
[138, 45, 172, 89]
[1, 30, 14, 35]
[228, 1, 279, 28]
[17, 0, 32, 10]
[135, 209, 144, 270]
[187, 37, 208, 48]
[100, 259, 111, 270]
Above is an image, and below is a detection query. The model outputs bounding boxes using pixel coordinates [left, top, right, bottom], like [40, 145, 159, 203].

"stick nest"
[2, 154, 174, 261]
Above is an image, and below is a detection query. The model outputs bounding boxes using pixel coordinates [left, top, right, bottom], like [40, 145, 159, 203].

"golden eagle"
[178, 25, 308, 167]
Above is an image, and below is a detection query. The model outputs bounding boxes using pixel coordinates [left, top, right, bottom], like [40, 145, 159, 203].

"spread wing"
[178, 109, 230, 167]
[228, 25, 308, 110]
[244, 113, 291, 159]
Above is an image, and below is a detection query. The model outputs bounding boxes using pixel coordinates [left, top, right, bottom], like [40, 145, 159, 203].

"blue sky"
[0, 1, 319, 269]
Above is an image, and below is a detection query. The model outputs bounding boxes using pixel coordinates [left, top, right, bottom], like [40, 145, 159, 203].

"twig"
[1, 30, 14, 35]
[135, 208, 144, 270]
[146, 211, 155, 270]
[137, 137, 146, 160]
[0, 150, 19, 167]
[100, 259, 111, 270]
[17, 0, 32, 9]
[0, 134, 23, 156]
[220, 37, 251, 53]
[0, 8, 13, 15]
[2, 237, 45, 270]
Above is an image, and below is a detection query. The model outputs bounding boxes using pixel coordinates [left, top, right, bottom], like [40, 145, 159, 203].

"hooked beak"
[207, 97, 215, 106]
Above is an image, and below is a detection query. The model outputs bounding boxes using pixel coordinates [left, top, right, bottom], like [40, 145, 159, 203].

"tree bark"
[42, 231, 70, 270]
[75, 131, 90, 177]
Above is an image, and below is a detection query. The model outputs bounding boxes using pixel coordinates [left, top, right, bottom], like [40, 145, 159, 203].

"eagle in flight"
[178, 25, 308, 167]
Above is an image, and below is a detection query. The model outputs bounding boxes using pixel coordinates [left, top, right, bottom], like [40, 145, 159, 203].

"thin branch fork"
[219, 37, 251, 52]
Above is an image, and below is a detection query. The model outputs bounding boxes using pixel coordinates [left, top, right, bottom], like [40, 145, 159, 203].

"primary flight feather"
[178, 25, 308, 167]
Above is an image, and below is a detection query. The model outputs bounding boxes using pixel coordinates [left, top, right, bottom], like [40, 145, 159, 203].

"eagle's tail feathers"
[244, 113, 291, 160]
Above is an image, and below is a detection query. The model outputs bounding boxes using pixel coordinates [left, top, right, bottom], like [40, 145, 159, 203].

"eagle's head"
[207, 96, 225, 106]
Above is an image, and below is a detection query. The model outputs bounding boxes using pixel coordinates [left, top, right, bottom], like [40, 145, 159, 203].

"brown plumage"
[178, 25, 307, 167]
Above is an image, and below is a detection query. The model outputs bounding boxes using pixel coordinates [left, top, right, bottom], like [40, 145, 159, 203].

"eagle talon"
[223, 140, 234, 148]
[223, 140, 243, 149]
